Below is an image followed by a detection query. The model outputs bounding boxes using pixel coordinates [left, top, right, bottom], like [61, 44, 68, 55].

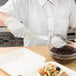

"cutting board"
[0, 48, 45, 76]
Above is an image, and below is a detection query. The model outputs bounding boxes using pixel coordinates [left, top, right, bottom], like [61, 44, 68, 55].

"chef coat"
[0, 0, 76, 46]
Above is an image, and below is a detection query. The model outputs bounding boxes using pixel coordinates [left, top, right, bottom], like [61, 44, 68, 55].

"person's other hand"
[70, 42, 76, 48]
[0, 12, 9, 26]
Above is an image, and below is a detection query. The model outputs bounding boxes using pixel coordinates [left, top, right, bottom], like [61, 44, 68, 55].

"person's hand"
[0, 12, 9, 26]
[70, 42, 76, 48]
[67, 40, 76, 48]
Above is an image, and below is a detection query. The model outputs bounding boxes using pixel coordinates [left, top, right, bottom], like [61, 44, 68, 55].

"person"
[0, 0, 76, 46]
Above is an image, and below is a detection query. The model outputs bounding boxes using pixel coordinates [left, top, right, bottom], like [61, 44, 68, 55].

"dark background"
[0, 0, 8, 6]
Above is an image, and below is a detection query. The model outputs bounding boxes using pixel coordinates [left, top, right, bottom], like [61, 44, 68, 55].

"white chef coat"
[0, 0, 76, 46]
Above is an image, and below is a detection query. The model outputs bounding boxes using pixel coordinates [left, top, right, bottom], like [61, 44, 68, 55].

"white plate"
[37, 61, 76, 76]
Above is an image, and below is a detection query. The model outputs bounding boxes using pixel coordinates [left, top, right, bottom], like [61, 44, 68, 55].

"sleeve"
[5, 17, 31, 38]
[0, 0, 32, 39]
[69, 0, 76, 28]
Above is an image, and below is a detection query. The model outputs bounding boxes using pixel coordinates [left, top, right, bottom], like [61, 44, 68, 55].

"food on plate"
[39, 63, 68, 76]
[51, 45, 76, 55]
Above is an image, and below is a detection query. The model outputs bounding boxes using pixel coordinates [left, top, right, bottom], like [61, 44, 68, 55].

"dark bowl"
[49, 45, 76, 61]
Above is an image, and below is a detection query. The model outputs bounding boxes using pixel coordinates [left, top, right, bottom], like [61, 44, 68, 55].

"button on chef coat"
[0, 0, 76, 46]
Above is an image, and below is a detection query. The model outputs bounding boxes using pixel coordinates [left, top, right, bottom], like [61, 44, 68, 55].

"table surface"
[0, 46, 76, 72]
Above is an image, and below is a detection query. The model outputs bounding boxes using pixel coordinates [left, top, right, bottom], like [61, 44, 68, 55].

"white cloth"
[0, 0, 76, 46]
[51, 36, 67, 48]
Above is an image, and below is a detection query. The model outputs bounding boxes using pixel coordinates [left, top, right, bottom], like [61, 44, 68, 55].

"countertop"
[0, 46, 76, 72]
